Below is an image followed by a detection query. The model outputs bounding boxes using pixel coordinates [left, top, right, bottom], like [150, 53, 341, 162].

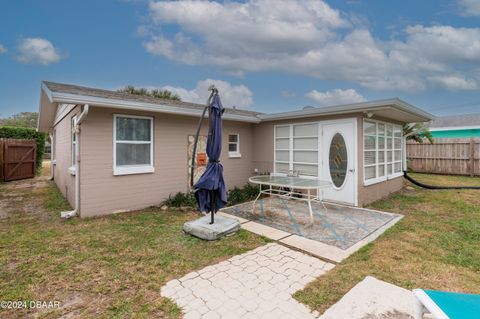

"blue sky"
[0, 0, 479, 118]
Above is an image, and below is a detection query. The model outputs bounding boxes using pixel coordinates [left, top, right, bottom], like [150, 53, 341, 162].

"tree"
[117, 85, 181, 101]
[0, 112, 39, 128]
[403, 123, 434, 144]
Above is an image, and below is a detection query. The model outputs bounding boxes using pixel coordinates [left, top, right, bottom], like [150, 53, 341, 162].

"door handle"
[349, 168, 355, 173]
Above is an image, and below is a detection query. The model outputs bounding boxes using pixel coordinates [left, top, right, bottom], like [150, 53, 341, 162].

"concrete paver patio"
[219, 199, 403, 263]
[161, 243, 334, 318]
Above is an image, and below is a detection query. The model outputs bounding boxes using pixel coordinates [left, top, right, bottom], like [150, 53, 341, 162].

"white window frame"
[274, 122, 319, 178]
[113, 114, 155, 176]
[228, 133, 241, 158]
[363, 119, 403, 186]
[69, 116, 77, 176]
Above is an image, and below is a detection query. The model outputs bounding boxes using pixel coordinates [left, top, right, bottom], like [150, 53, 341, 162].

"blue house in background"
[428, 113, 480, 138]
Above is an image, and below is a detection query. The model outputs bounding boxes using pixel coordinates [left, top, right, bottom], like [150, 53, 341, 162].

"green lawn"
[1, 169, 479, 318]
[0, 174, 269, 318]
[295, 173, 480, 314]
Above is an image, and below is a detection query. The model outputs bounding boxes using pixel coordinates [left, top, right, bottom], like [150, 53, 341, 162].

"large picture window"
[364, 119, 402, 185]
[113, 114, 154, 175]
[274, 123, 318, 176]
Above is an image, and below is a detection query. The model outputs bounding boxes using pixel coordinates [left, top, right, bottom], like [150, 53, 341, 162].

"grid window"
[364, 119, 403, 183]
[275, 123, 318, 176]
[228, 134, 240, 156]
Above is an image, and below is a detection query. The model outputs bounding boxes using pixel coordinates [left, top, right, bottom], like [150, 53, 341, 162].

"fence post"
[470, 138, 475, 177]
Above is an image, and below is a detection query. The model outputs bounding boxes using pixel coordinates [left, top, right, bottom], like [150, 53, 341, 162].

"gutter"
[46, 89, 260, 123]
[258, 99, 434, 122]
[60, 104, 89, 219]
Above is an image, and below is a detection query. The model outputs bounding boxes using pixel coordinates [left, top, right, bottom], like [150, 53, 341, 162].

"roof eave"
[259, 98, 434, 123]
[37, 84, 57, 132]
[47, 90, 261, 123]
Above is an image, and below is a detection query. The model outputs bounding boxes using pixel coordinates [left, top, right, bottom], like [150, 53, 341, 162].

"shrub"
[0, 126, 46, 173]
[163, 192, 197, 208]
[228, 183, 260, 206]
[162, 183, 260, 209]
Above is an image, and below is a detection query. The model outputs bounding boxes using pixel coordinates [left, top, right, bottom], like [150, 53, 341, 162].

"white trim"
[228, 133, 241, 158]
[41, 82, 54, 103]
[353, 117, 358, 206]
[114, 165, 155, 176]
[47, 89, 260, 123]
[260, 98, 433, 122]
[113, 114, 154, 176]
[412, 289, 450, 319]
[274, 122, 320, 177]
[430, 125, 480, 131]
[363, 118, 403, 186]
[228, 152, 242, 158]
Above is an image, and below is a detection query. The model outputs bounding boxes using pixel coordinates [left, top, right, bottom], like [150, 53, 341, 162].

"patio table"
[248, 175, 332, 224]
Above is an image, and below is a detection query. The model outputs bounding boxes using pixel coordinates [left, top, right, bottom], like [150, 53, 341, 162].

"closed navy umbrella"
[192, 88, 227, 224]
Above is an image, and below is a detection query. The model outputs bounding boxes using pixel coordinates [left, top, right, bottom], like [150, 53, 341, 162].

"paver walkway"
[161, 243, 334, 319]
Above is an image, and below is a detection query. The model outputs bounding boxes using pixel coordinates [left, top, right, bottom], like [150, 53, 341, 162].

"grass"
[295, 172, 480, 314]
[2, 164, 479, 318]
[0, 164, 269, 318]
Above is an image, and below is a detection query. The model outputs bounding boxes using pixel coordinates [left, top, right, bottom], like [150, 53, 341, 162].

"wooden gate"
[0, 139, 37, 182]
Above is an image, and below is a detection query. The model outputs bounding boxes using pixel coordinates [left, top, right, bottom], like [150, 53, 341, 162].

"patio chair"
[413, 289, 480, 319]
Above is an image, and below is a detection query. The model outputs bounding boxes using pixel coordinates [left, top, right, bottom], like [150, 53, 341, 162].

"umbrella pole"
[210, 190, 216, 224]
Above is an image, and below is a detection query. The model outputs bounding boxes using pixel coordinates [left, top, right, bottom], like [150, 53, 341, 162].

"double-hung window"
[228, 134, 241, 158]
[113, 114, 154, 175]
[274, 123, 319, 176]
[364, 119, 403, 185]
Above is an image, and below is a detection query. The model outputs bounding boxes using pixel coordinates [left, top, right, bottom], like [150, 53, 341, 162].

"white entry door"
[321, 119, 357, 205]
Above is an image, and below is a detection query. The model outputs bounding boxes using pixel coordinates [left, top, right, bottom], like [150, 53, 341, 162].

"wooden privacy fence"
[0, 138, 37, 182]
[407, 138, 480, 176]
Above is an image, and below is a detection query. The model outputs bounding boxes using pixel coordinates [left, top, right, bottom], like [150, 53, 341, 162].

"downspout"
[61, 104, 89, 219]
[49, 132, 55, 180]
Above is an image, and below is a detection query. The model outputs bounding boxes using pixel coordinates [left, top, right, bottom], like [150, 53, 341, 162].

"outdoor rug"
[221, 198, 400, 250]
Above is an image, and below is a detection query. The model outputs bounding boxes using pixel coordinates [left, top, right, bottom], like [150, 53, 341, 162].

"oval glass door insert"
[329, 133, 348, 188]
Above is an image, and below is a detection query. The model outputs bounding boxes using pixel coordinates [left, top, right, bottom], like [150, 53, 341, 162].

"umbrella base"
[183, 215, 240, 241]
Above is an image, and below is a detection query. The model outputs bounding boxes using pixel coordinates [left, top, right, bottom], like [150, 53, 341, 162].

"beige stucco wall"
[252, 113, 404, 206]
[52, 106, 80, 207]
[52, 105, 405, 216]
[78, 106, 254, 217]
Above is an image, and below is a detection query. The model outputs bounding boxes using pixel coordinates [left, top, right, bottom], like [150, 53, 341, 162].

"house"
[38, 81, 433, 218]
[428, 113, 480, 138]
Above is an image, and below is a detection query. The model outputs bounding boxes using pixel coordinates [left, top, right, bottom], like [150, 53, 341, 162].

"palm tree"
[403, 123, 434, 144]
[118, 86, 181, 101]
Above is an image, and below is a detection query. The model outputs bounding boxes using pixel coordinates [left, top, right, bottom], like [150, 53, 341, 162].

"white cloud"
[143, 0, 480, 92]
[427, 75, 477, 91]
[160, 79, 253, 109]
[306, 89, 365, 106]
[459, 0, 480, 16]
[16, 38, 62, 65]
[0, 44, 6, 54]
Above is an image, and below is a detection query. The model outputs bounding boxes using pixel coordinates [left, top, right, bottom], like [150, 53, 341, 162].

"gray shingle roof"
[429, 113, 480, 128]
[43, 81, 262, 117]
